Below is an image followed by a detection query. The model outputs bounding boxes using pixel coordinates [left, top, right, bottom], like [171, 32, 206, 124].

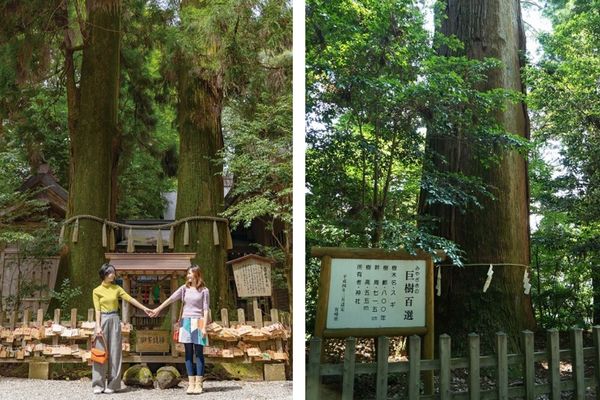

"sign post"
[312, 247, 434, 394]
[226, 254, 275, 327]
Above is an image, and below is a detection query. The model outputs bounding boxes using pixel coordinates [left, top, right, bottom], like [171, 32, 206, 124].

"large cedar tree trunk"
[174, 52, 229, 312]
[55, 0, 121, 311]
[419, 0, 535, 352]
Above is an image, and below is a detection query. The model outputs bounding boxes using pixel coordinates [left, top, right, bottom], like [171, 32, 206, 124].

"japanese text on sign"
[135, 330, 170, 352]
[326, 258, 426, 329]
[232, 261, 272, 297]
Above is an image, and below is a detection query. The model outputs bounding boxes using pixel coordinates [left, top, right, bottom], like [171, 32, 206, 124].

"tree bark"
[173, 47, 229, 312]
[420, 0, 535, 352]
[55, 0, 121, 312]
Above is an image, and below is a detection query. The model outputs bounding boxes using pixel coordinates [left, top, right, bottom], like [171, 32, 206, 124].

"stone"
[211, 362, 263, 381]
[155, 366, 181, 389]
[264, 363, 286, 381]
[123, 364, 154, 387]
[28, 361, 49, 380]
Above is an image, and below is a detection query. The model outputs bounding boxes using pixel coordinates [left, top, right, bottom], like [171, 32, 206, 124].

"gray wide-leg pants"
[92, 313, 123, 391]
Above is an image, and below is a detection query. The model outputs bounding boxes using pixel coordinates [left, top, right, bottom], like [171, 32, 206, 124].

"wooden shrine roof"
[18, 164, 67, 219]
[104, 253, 196, 275]
[225, 254, 276, 265]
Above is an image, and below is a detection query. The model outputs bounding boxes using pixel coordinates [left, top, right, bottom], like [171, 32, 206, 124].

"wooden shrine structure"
[105, 252, 194, 359]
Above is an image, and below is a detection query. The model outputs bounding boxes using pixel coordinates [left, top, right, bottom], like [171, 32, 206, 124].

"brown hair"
[185, 264, 205, 290]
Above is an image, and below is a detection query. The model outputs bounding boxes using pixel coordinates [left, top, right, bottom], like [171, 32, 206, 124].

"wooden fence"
[307, 328, 600, 399]
[0, 306, 290, 365]
[0, 248, 59, 315]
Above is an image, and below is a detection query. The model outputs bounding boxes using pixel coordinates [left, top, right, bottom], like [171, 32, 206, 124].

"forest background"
[306, 0, 600, 351]
[0, 0, 292, 315]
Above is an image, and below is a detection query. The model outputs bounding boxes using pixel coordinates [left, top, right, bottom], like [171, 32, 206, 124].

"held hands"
[145, 307, 160, 318]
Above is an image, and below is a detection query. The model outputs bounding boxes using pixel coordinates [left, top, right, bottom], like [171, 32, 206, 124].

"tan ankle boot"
[186, 376, 195, 394]
[194, 376, 203, 394]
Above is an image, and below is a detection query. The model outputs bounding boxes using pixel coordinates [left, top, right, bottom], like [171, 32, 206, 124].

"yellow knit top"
[92, 282, 133, 312]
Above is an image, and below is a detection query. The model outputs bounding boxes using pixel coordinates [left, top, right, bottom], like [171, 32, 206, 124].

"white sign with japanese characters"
[326, 258, 426, 329]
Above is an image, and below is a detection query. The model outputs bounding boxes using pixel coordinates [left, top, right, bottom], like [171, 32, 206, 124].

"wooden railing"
[0, 306, 290, 364]
[307, 328, 600, 399]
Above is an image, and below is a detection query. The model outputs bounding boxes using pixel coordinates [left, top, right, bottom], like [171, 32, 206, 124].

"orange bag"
[91, 334, 107, 364]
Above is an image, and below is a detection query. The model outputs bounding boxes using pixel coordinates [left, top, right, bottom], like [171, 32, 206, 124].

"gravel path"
[0, 377, 293, 400]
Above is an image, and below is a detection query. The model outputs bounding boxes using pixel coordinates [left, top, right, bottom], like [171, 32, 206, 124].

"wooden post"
[70, 308, 77, 328]
[593, 327, 600, 400]
[468, 333, 480, 400]
[0, 310, 4, 327]
[53, 309, 61, 347]
[270, 308, 278, 323]
[36, 309, 44, 327]
[88, 308, 95, 352]
[423, 258, 435, 395]
[375, 336, 389, 400]
[170, 274, 178, 357]
[408, 335, 421, 400]
[221, 308, 229, 328]
[439, 334, 451, 400]
[547, 329, 560, 400]
[271, 309, 284, 353]
[571, 328, 585, 400]
[237, 308, 246, 325]
[341, 337, 356, 400]
[22, 309, 30, 327]
[496, 332, 508, 400]
[253, 298, 263, 328]
[307, 337, 322, 400]
[9, 310, 16, 330]
[314, 256, 331, 340]
[122, 275, 131, 324]
[522, 330, 535, 400]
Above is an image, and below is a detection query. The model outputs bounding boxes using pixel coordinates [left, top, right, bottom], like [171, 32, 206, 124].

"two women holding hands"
[92, 263, 210, 395]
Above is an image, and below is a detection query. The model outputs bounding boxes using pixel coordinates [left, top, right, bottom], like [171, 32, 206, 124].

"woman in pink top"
[150, 265, 210, 394]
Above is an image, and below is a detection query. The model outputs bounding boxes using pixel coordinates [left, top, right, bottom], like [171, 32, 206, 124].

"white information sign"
[326, 258, 426, 329]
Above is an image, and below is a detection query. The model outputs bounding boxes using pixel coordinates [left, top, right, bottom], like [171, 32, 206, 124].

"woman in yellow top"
[92, 263, 151, 394]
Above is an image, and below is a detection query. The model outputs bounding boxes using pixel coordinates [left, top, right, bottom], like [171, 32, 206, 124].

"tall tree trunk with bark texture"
[174, 50, 229, 312]
[55, 0, 121, 311]
[419, 0, 535, 352]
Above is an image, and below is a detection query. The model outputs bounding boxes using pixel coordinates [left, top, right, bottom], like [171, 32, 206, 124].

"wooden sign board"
[227, 255, 273, 298]
[327, 258, 427, 329]
[312, 247, 434, 338]
[135, 330, 170, 352]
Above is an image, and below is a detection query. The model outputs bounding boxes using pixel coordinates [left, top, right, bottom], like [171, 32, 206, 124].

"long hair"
[185, 264, 205, 290]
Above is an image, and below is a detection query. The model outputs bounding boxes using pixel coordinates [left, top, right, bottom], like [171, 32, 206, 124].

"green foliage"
[527, 0, 600, 328]
[218, 1, 292, 263]
[50, 278, 83, 314]
[306, 0, 531, 334]
[115, 0, 179, 219]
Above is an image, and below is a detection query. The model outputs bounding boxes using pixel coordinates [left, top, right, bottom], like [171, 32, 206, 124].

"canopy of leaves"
[527, 0, 600, 328]
[305, 0, 529, 335]
[219, 0, 292, 268]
